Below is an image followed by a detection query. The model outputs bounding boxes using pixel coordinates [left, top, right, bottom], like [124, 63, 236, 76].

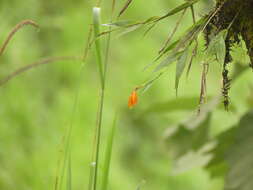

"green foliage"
[208, 111, 253, 190]
[175, 48, 189, 93]
[93, 7, 104, 87]
[101, 113, 118, 190]
[1, 1, 253, 190]
[205, 29, 227, 64]
[165, 107, 253, 190]
[154, 51, 183, 72]
[224, 111, 253, 190]
[171, 141, 216, 175]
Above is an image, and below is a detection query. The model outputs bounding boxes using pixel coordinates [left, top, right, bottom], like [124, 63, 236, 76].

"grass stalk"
[89, 2, 115, 190]
[55, 38, 89, 190]
[66, 153, 72, 190]
[89, 1, 116, 190]
[89, 6, 106, 190]
[101, 113, 118, 190]
[93, 7, 105, 88]
[92, 88, 105, 190]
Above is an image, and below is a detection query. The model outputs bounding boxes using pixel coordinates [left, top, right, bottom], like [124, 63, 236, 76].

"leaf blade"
[175, 48, 189, 93]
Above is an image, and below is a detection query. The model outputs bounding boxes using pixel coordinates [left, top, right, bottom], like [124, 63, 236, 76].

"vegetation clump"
[204, 0, 253, 109]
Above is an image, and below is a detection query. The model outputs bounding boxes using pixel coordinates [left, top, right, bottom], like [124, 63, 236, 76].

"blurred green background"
[0, 0, 253, 190]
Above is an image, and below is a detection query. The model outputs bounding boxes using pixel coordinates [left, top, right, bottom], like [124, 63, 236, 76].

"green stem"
[91, 6, 107, 190]
[93, 87, 105, 190]
[93, 7, 105, 88]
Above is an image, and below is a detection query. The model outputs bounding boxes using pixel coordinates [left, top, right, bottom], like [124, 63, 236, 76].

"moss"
[208, 0, 253, 65]
[205, 0, 253, 109]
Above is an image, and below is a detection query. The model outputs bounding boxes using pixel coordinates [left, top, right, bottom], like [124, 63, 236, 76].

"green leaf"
[171, 141, 216, 175]
[206, 110, 253, 187]
[140, 72, 163, 94]
[175, 48, 189, 93]
[154, 51, 183, 72]
[158, 0, 200, 21]
[141, 97, 203, 115]
[102, 20, 133, 27]
[205, 127, 235, 178]
[143, 16, 160, 23]
[155, 40, 180, 61]
[174, 17, 207, 52]
[165, 113, 212, 158]
[206, 30, 228, 64]
[163, 97, 220, 161]
[117, 24, 143, 37]
[224, 110, 253, 190]
[162, 40, 179, 54]
[156, 17, 207, 64]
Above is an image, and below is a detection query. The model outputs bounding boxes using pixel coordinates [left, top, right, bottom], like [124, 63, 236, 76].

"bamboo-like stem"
[91, 7, 106, 190]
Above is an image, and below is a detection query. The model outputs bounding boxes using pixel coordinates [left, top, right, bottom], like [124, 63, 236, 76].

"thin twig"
[201, 2, 225, 32]
[186, 5, 198, 78]
[0, 20, 39, 57]
[198, 62, 209, 114]
[190, 5, 196, 23]
[83, 25, 93, 62]
[0, 56, 81, 86]
[186, 42, 198, 78]
[159, 8, 187, 54]
[118, 0, 133, 18]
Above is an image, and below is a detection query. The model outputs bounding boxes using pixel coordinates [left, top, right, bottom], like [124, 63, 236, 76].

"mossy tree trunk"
[214, 0, 253, 65]
[205, 0, 253, 109]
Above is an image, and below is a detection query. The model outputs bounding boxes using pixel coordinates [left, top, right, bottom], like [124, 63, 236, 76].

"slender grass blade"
[101, 113, 118, 190]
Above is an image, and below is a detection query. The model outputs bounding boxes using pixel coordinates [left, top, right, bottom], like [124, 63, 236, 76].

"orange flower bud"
[128, 90, 138, 108]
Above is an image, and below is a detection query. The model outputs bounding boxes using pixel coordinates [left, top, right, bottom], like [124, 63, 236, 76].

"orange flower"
[128, 90, 138, 108]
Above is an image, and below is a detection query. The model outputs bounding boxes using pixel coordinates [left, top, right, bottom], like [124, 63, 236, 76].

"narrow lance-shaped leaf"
[159, 8, 187, 54]
[157, 0, 200, 21]
[156, 40, 179, 61]
[174, 17, 207, 52]
[102, 20, 134, 27]
[140, 72, 163, 93]
[157, 18, 207, 60]
[154, 51, 183, 72]
[175, 48, 189, 93]
[99, 1, 202, 39]
[142, 40, 179, 71]
[117, 24, 142, 38]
